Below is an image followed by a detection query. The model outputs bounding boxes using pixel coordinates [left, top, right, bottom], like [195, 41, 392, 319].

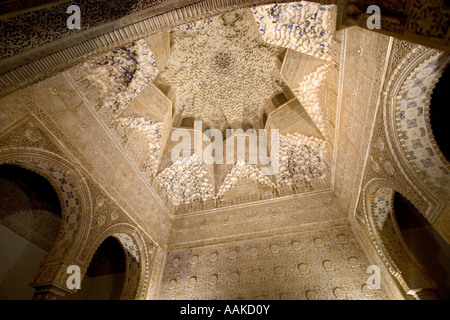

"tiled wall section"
[159, 224, 389, 299]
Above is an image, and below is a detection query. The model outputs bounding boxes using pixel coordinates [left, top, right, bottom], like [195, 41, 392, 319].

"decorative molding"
[330, 28, 346, 189]
[169, 216, 349, 250]
[361, 179, 438, 295]
[12, 89, 171, 247]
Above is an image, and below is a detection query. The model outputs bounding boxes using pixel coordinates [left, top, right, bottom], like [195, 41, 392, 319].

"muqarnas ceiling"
[83, 40, 159, 115]
[253, 2, 336, 61]
[67, 2, 336, 210]
[160, 10, 284, 131]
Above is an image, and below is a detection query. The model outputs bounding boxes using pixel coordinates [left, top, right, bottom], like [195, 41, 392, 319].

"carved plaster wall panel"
[0, 0, 312, 96]
[160, 225, 389, 299]
[332, 27, 390, 217]
[355, 42, 450, 242]
[393, 52, 450, 201]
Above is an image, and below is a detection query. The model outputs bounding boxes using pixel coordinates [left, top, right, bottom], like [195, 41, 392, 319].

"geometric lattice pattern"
[160, 226, 388, 300]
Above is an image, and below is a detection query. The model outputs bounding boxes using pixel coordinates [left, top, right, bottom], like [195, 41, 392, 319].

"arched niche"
[65, 236, 126, 300]
[393, 192, 450, 299]
[75, 224, 151, 300]
[0, 147, 93, 299]
[0, 164, 62, 299]
[363, 179, 439, 299]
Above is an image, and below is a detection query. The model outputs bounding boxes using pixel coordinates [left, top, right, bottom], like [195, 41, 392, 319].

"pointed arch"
[0, 147, 93, 298]
[362, 178, 438, 299]
[81, 224, 152, 300]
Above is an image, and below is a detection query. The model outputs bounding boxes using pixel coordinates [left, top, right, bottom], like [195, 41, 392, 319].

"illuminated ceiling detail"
[84, 39, 159, 114]
[277, 133, 326, 186]
[293, 62, 332, 135]
[116, 117, 163, 175]
[72, 4, 336, 209]
[217, 159, 276, 198]
[157, 154, 215, 205]
[253, 1, 336, 61]
[160, 10, 284, 131]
